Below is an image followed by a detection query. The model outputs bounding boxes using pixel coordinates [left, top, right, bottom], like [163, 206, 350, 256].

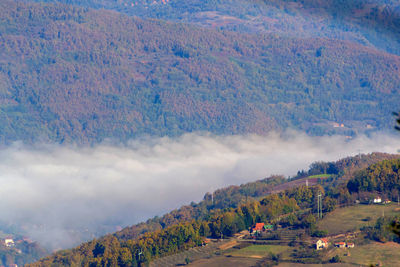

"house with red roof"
[335, 242, 346, 248]
[251, 223, 265, 235]
[316, 238, 329, 250]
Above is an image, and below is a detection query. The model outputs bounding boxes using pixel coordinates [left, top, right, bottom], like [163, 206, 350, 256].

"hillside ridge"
[2, 1, 400, 144]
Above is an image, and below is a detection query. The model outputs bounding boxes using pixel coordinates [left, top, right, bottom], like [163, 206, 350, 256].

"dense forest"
[348, 158, 400, 198]
[1, 1, 400, 143]
[26, 153, 400, 266]
[28, 0, 400, 55]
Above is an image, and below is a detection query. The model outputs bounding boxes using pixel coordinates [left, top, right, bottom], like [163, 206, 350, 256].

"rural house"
[316, 238, 329, 250]
[383, 199, 391, 204]
[334, 242, 346, 248]
[4, 238, 14, 247]
[252, 223, 265, 233]
[373, 197, 382, 203]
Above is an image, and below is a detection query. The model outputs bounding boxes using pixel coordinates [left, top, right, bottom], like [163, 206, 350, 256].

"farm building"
[264, 224, 274, 231]
[252, 223, 265, 233]
[335, 242, 346, 248]
[373, 197, 382, 203]
[316, 238, 329, 250]
[4, 238, 14, 247]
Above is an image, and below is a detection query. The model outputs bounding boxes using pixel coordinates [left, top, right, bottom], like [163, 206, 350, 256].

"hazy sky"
[0, 131, 399, 249]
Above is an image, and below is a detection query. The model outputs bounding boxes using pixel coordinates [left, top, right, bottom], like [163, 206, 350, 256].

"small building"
[4, 238, 14, 247]
[335, 242, 346, 248]
[373, 197, 382, 204]
[346, 242, 354, 248]
[316, 238, 329, 250]
[252, 223, 265, 233]
[264, 224, 274, 231]
[383, 199, 391, 204]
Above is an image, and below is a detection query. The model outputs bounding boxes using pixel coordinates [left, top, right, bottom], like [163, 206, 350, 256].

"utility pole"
[136, 249, 143, 262]
[317, 192, 322, 219]
[306, 179, 308, 187]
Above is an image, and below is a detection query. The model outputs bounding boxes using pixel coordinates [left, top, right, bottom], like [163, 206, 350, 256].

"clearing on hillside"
[338, 241, 400, 266]
[317, 203, 400, 235]
[226, 244, 291, 258]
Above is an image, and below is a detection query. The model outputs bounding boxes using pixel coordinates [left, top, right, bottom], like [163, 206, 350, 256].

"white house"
[373, 197, 382, 204]
[316, 238, 329, 250]
[4, 238, 14, 247]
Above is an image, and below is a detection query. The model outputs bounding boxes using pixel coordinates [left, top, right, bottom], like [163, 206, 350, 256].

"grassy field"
[317, 203, 400, 235]
[338, 242, 400, 266]
[227, 244, 292, 258]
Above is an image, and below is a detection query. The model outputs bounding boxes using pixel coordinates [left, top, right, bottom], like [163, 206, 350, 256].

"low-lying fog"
[0, 131, 399, 249]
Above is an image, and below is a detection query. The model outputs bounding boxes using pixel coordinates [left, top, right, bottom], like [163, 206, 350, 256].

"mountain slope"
[28, 0, 400, 55]
[1, 1, 400, 143]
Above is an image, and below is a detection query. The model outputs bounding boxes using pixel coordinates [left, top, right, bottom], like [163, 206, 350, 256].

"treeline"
[364, 215, 400, 243]
[2, 1, 400, 143]
[294, 152, 400, 181]
[347, 158, 400, 199]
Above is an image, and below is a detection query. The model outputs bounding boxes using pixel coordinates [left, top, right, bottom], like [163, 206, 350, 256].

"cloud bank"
[0, 131, 399, 249]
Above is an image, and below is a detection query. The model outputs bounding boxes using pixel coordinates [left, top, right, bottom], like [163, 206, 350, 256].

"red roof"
[254, 223, 265, 231]
[321, 238, 328, 243]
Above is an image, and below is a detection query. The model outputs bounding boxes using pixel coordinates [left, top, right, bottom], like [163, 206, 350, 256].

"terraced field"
[227, 244, 292, 258]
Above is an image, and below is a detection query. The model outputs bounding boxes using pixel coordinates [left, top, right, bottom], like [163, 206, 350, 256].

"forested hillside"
[27, 153, 400, 266]
[29, 0, 400, 55]
[348, 158, 400, 198]
[1, 1, 400, 143]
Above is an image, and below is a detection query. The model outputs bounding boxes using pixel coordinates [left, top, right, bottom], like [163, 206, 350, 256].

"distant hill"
[1, 1, 400, 143]
[28, 0, 400, 55]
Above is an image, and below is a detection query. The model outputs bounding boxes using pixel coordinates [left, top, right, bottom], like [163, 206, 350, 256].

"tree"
[394, 112, 400, 131]
[323, 196, 337, 212]
[391, 112, 400, 239]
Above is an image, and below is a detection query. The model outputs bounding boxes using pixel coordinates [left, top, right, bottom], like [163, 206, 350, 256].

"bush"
[330, 255, 341, 263]
[311, 229, 328, 237]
